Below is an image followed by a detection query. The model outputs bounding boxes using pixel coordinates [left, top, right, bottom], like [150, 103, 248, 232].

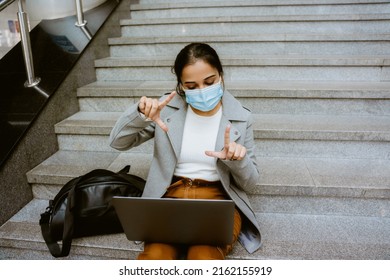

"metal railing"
[1, 0, 92, 89]
[0, 0, 16, 11]
[17, 0, 41, 87]
[75, 0, 93, 40]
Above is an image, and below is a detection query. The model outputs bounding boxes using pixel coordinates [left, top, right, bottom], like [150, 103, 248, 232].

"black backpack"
[39, 165, 145, 257]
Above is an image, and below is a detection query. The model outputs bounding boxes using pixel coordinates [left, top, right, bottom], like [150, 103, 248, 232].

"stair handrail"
[75, 0, 92, 40]
[1, 0, 93, 88]
[16, 0, 41, 87]
[0, 0, 16, 12]
[1, 0, 41, 87]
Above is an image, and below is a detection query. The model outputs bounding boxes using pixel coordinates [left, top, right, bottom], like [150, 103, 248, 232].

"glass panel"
[0, 0, 117, 166]
[0, 1, 20, 59]
[0, 1, 41, 59]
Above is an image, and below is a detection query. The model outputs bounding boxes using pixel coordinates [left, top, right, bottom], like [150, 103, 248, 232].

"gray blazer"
[109, 91, 262, 254]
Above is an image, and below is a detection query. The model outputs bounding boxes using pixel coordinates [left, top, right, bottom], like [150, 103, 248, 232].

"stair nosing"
[94, 55, 390, 67]
[77, 81, 390, 99]
[120, 13, 390, 26]
[108, 34, 390, 45]
[130, 0, 390, 11]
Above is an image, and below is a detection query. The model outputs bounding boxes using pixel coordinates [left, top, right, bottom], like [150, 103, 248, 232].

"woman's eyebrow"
[184, 74, 217, 84]
[204, 74, 216, 81]
[183, 81, 196, 86]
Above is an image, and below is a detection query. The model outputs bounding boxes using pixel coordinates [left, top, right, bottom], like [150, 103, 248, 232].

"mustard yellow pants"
[137, 177, 242, 260]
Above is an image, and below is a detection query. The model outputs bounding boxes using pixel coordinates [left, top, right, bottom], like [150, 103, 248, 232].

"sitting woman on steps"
[109, 42, 261, 260]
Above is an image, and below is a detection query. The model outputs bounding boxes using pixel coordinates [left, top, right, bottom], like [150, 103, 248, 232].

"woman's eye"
[205, 80, 216, 86]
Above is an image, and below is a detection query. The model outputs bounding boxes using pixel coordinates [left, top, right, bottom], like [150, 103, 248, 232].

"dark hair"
[172, 43, 224, 95]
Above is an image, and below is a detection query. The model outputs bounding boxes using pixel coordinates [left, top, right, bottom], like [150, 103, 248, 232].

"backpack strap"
[39, 176, 82, 257]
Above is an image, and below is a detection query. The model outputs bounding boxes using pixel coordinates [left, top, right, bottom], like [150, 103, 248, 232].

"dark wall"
[0, 0, 130, 225]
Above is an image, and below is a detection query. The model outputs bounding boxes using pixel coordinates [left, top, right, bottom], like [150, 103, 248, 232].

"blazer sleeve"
[109, 102, 156, 151]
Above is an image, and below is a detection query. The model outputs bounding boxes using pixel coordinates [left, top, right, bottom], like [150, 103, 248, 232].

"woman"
[109, 43, 261, 260]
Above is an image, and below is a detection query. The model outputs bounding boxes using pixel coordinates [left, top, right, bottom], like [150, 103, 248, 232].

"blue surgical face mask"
[184, 80, 223, 112]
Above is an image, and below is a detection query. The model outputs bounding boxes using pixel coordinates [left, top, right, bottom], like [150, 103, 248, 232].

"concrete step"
[56, 133, 390, 159]
[109, 34, 390, 56]
[119, 14, 390, 37]
[27, 151, 390, 200]
[136, 0, 389, 5]
[77, 81, 390, 116]
[136, 0, 385, 2]
[130, 0, 390, 18]
[1, 198, 389, 259]
[94, 55, 390, 82]
[52, 112, 390, 159]
[54, 111, 390, 140]
[0, 199, 141, 260]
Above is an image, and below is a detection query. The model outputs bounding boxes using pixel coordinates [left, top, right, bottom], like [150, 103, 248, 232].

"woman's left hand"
[205, 125, 247, 161]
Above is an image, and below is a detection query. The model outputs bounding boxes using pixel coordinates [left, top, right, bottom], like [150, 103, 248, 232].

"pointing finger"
[159, 91, 176, 109]
[224, 124, 231, 149]
[205, 150, 224, 159]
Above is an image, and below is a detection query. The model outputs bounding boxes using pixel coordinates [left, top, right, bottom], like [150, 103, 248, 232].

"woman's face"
[180, 59, 223, 116]
[181, 59, 220, 90]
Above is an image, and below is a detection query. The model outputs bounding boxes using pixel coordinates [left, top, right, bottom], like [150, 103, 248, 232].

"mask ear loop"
[220, 75, 225, 93]
[179, 84, 186, 96]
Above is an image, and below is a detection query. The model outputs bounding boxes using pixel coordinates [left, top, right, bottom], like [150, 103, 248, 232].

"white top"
[174, 106, 222, 181]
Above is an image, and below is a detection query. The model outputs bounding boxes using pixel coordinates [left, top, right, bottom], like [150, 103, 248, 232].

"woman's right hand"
[138, 91, 176, 132]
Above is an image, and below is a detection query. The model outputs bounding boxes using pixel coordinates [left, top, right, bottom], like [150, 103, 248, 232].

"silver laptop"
[112, 196, 235, 245]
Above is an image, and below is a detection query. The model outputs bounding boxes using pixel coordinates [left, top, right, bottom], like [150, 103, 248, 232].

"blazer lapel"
[164, 95, 187, 159]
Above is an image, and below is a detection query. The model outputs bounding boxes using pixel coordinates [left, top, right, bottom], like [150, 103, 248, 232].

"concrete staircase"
[1, 0, 390, 259]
